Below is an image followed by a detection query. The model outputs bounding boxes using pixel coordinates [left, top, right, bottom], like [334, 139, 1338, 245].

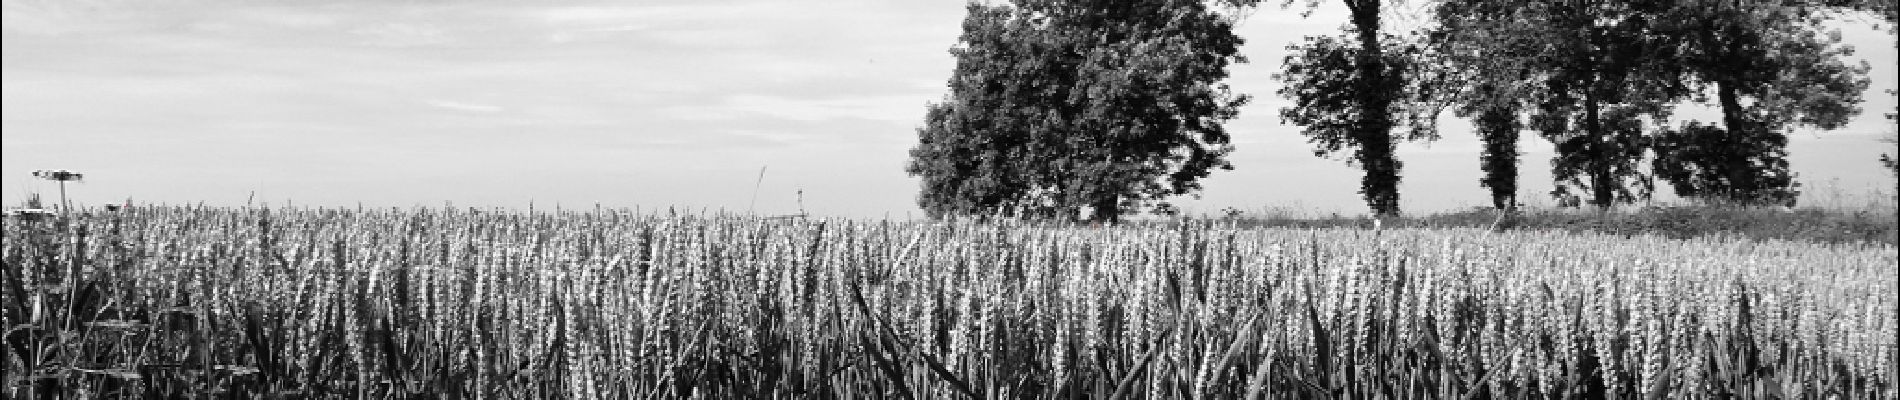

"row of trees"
[1423, 0, 1877, 210]
[909, 0, 1895, 222]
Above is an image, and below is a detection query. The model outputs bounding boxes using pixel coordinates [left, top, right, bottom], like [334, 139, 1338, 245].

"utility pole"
[32, 169, 84, 213]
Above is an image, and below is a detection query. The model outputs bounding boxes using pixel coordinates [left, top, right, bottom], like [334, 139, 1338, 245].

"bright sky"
[4, 0, 1895, 218]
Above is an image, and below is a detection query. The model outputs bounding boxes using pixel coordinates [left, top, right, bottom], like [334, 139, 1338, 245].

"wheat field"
[3, 206, 1895, 399]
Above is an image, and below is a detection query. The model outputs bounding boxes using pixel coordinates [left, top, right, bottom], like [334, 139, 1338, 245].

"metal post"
[58, 180, 69, 214]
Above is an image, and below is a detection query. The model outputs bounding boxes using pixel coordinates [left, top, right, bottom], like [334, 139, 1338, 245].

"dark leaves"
[908, 0, 1248, 222]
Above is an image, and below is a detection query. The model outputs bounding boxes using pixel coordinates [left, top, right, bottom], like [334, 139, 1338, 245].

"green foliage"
[1524, 1, 1688, 208]
[1474, 106, 1522, 209]
[1651, 123, 1799, 206]
[908, 0, 1248, 222]
[1530, 205, 1899, 246]
[1220, 204, 1900, 246]
[1650, 2, 1869, 205]
[1883, 151, 1899, 190]
[1431, 0, 1876, 209]
[1886, 135, 1899, 185]
[1428, 0, 1686, 209]
[1538, 106, 1658, 208]
[906, 5, 1061, 220]
[1883, 99, 1898, 186]
[1273, 7, 1439, 216]
[1275, 33, 1439, 159]
[1427, 0, 1550, 211]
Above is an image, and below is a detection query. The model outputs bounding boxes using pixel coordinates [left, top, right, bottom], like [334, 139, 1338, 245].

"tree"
[1428, 0, 1882, 208]
[1883, 100, 1898, 183]
[1514, 0, 1689, 208]
[908, 5, 1068, 219]
[1474, 105, 1523, 209]
[908, 0, 1249, 222]
[1424, 0, 1683, 209]
[1883, 133, 1898, 182]
[1428, 0, 1543, 210]
[1650, 122, 1800, 205]
[1274, 0, 1441, 216]
[1871, 2, 1898, 189]
[1650, 2, 1870, 206]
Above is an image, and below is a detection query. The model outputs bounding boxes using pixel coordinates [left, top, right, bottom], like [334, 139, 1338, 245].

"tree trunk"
[1360, 133, 1400, 215]
[1350, 2, 1401, 216]
[1477, 105, 1521, 210]
[1714, 10, 1747, 196]
[1091, 195, 1120, 225]
[1584, 75, 1613, 208]
[1716, 79, 1746, 198]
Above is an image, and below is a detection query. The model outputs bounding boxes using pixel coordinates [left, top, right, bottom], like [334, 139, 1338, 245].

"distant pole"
[750, 165, 768, 214]
[32, 170, 84, 214]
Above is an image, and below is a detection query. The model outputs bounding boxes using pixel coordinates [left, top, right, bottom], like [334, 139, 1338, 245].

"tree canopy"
[1275, 30, 1440, 215]
[913, 0, 1885, 218]
[908, 0, 1248, 222]
[1271, 0, 1444, 216]
[1649, 2, 1870, 206]
[1425, 0, 1871, 208]
[1428, 0, 1546, 210]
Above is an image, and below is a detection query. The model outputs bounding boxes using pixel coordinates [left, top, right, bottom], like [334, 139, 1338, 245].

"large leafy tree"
[908, 0, 1248, 222]
[1274, 0, 1442, 216]
[1430, 0, 1881, 209]
[1428, 0, 1543, 210]
[1423, 0, 1683, 209]
[1432, 0, 1879, 208]
[1650, 2, 1870, 206]
[908, 5, 1071, 220]
[1515, 0, 1688, 208]
[1473, 104, 1524, 209]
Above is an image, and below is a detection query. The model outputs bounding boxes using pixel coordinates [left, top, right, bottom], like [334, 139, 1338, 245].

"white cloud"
[723, 129, 805, 143]
[540, 2, 802, 26]
[663, 94, 927, 123]
[425, 99, 504, 113]
[539, 5, 670, 25]
[351, 22, 449, 47]
[546, 23, 650, 43]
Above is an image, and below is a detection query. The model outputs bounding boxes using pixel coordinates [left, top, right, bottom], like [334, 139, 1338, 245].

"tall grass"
[4, 206, 1895, 398]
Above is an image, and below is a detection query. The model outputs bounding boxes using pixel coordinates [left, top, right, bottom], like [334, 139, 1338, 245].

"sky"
[3, 0, 1896, 218]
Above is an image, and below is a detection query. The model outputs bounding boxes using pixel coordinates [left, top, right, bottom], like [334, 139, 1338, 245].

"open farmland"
[3, 206, 1895, 399]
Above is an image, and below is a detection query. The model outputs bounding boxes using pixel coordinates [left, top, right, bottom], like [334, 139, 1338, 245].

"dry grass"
[4, 206, 1895, 398]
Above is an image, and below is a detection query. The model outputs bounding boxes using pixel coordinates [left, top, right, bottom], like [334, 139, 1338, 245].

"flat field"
[4, 207, 1895, 398]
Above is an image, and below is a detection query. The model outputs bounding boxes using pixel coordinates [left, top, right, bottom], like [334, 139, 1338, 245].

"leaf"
[1243, 348, 1278, 400]
[85, 319, 150, 330]
[1305, 304, 1332, 386]
[847, 280, 915, 400]
[1110, 325, 1175, 400]
[213, 365, 261, 376]
[1200, 313, 1259, 394]
[73, 368, 143, 380]
[916, 350, 981, 399]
